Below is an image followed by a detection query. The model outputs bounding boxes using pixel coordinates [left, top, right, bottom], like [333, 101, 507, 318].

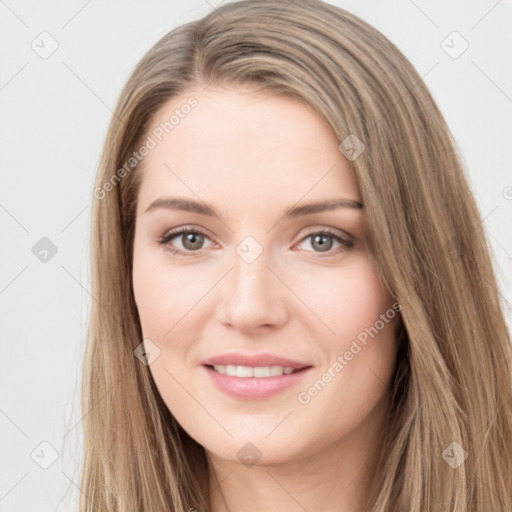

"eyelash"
[157, 226, 354, 258]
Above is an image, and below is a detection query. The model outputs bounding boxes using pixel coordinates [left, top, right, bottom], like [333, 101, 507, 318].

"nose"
[217, 245, 289, 333]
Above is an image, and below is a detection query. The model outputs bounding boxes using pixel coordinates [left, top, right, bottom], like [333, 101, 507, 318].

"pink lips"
[201, 352, 312, 400]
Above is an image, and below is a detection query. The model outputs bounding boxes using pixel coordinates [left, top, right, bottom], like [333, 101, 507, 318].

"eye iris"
[312, 234, 333, 252]
[182, 232, 204, 250]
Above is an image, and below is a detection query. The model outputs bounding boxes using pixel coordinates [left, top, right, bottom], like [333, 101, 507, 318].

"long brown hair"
[80, 1, 512, 510]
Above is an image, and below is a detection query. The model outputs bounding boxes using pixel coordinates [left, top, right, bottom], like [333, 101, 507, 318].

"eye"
[295, 229, 354, 257]
[157, 226, 354, 258]
[157, 227, 214, 256]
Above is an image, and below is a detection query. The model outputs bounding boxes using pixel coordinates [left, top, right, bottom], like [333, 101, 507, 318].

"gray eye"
[310, 234, 334, 252]
[181, 232, 205, 250]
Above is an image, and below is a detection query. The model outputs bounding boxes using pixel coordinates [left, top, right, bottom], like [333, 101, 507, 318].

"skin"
[132, 84, 398, 512]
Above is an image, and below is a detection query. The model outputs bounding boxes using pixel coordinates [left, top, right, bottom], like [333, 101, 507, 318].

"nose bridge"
[230, 235, 273, 302]
[218, 234, 287, 329]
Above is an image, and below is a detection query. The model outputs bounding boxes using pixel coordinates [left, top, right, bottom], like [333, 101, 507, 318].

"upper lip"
[202, 352, 311, 369]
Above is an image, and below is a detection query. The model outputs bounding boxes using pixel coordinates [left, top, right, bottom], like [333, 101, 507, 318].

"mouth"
[201, 353, 313, 399]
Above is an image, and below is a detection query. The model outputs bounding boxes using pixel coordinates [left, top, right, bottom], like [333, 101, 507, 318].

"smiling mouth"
[207, 364, 308, 378]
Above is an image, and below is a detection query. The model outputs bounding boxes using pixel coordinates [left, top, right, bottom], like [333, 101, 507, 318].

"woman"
[82, 0, 512, 510]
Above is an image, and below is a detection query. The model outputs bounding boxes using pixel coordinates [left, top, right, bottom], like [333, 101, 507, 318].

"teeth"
[213, 365, 296, 377]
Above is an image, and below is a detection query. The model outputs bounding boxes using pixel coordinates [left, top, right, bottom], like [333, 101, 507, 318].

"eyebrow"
[144, 196, 363, 218]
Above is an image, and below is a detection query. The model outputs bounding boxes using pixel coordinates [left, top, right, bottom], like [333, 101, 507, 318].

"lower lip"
[203, 365, 312, 400]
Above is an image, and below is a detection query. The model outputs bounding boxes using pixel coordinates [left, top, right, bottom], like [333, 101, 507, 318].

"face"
[132, 85, 398, 467]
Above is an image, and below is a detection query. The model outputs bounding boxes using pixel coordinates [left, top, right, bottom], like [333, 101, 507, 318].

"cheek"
[290, 256, 398, 419]
[132, 246, 208, 419]
[132, 244, 207, 339]
[292, 255, 394, 346]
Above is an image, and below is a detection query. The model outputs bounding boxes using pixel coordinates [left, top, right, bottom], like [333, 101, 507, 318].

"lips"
[201, 352, 313, 399]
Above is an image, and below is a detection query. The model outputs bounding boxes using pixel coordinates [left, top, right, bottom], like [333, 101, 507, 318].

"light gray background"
[1, 1, 511, 510]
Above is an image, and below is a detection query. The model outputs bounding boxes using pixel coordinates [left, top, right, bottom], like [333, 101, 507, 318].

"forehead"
[135, 86, 360, 214]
